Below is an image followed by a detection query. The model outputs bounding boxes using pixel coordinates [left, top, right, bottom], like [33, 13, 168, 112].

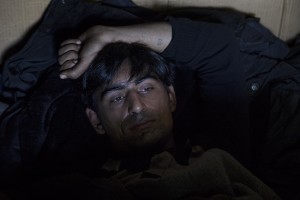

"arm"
[163, 18, 251, 165]
[58, 22, 172, 79]
[163, 17, 248, 112]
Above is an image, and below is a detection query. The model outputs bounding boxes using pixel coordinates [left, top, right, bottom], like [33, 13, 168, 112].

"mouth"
[129, 120, 155, 131]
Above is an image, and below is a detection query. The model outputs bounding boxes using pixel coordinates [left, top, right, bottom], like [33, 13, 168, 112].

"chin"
[112, 128, 173, 157]
[128, 132, 172, 155]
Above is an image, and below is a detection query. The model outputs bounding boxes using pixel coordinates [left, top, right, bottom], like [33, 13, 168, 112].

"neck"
[111, 135, 176, 159]
[162, 134, 175, 151]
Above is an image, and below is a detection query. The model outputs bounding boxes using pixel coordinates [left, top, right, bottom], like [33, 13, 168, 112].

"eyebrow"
[100, 75, 157, 100]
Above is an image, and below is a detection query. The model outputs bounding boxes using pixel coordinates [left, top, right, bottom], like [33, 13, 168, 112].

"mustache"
[122, 111, 155, 129]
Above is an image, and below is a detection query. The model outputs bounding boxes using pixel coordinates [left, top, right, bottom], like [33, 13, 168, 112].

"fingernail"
[60, 74, 67, 79]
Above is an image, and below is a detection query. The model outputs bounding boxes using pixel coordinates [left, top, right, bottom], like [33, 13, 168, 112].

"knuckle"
[65, 61, 75, 69]
[61, 61, 74, 71]
[69, 71, 80, 79]
[66, 51, 78, 59]
[58, 57, 63, 65]
[61, 39, 75, 46]
[58, 48, 65, 56]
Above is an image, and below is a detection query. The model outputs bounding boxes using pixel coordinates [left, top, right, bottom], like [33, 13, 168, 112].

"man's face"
[90, 59, 176, 154]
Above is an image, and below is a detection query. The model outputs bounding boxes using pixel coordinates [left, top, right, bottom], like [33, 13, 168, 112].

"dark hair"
[81, 42, 175, 109]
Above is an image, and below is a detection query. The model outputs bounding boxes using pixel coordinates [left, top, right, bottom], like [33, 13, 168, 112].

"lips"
[129, 120, 155, 131]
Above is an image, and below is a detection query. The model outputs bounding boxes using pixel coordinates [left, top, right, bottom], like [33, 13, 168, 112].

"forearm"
[161, 17, 239, 67]
[58, 21, 172, 79]
[104, 22, 172, 53]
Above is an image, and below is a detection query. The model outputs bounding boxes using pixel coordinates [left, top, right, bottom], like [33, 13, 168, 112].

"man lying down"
[51, 18, 280, 199]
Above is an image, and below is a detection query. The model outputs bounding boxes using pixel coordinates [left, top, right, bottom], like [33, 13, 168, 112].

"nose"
[127, 91, 144, 115]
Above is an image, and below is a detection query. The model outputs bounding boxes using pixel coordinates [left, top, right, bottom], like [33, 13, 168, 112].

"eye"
[110, 95, 125, 103]
[143, 86, 154, 92]
[139, 85, 154, 93]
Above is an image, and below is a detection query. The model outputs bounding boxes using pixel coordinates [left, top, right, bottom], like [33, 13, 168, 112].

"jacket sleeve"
[162, 17, 252, 167]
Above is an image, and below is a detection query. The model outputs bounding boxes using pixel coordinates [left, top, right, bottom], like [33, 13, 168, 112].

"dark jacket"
[0, 0, 299, 199]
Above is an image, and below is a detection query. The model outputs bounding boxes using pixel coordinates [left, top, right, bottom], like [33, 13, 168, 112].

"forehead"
[106, 58, 159, 86]
[110, 59, 132, 85]
[96, 59, 161, 97]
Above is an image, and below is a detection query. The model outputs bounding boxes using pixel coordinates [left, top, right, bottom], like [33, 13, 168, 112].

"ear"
[85, 108, 105, 135]
[167, 85, 177, 112]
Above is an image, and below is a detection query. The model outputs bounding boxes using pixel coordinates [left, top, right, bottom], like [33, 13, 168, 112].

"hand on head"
[58, 22, 172, 79]
[58, 25, 115, 79]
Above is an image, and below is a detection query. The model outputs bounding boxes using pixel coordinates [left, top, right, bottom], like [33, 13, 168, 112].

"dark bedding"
[1, 0, 300, 199]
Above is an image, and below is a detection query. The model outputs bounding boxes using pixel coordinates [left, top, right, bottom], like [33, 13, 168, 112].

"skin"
[85, 59, 177, 156]
[58, 22, 174, 156]
[58, 22, 172, 79]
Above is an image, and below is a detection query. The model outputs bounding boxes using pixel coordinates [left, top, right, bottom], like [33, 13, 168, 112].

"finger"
[60, 39, 81, 46]
[58, 43, 81, 56]
[60, 57, 93, 79]
[59, 59, 78, 72]
[58, 50, 79, 65]
[78, 32, 88, 41]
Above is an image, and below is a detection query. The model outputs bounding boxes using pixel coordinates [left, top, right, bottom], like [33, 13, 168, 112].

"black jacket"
[0, 0, 299, 199]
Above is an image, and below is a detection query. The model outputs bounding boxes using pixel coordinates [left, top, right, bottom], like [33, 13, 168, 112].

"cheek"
[98, 106, 125, 136]
[159, 107, 174, 129]
[149, 93, 172, 114]
[147, 96, 174, 127]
